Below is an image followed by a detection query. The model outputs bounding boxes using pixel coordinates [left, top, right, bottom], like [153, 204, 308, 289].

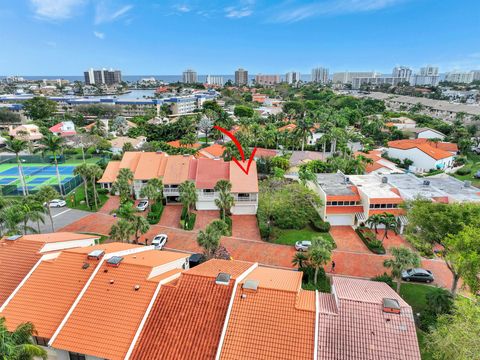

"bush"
[301, 267, 330, 292]
[180, 206, 188, 220]
[98, 188, 109, 195]
[147, 211, 161, 224]
[223, 216, 232, 236]
[151, 202, 163, 213]
[456, 167, 471, 175]
[372, 273, 395, 289]
[356, 227, 386, 254]
[310, 216, 331, 232]
[181, 212, 196, 230]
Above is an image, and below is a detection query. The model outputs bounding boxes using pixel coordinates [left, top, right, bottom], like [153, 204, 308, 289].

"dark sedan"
[401, 268, 434, 283]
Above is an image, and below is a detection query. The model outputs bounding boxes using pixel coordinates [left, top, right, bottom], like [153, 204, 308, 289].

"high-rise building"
[255, 74, 280, 86]
[311, 67, 329, 84]
[445, 71, 474, 84]
[235, 68, 248, 86]
[206, 75, 224, 86]
[420, 66, 439, 76]
[472, 70, 480, 81]
[182, 69, 198, 84]
[285, 72, 301, 85]
[412, 66, 439, 86]
[332, 72, 377, 84]
[84, 68, 122, 86]
[392, 66, 412, 83]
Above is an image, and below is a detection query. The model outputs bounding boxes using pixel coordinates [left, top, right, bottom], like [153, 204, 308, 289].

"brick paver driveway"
[98, 196, 120, 214]
[329, 226, 369, 253]
[377, 231, 415, 252]
[231, 215, 262, 241]
[193, 210, 220, 230]
[159, 206, 182, 228]
[60, 213, 456, 290]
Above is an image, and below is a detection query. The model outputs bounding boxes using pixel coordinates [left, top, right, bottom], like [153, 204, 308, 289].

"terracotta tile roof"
[220, 267, 316, 360]
[387, 139, 456, 160]
[195, 158, 229, 189]
[162, 155, 194, 185]
[98, 161, 120, 183]
[131, 260, 253, 360]
[110, 136, 146, 150]
[243, 267, 302, 292]
[318, 277, 420, 360]
[119, 151, 142, 170]
[278, 123, 297, 132]
[133, 152, 168, 180]
[198, 144, 226, 159]
[0, 233, 98, 306]
[51, 250, 189, 360]
[167, 140, 202, 149]
[229, 161, 258, 193]
[254, 148, 278, 158]
[317, 293, 338, 314]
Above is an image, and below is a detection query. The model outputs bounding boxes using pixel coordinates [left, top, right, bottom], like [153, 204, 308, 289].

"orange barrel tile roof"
[317, 277, 420, 360]
[119, 151, 142, 170]
[229, 161, 258, 193]
[0, 233, 98, 306]
[198, 144, 226, 159]
[51, 250, 189, 360]
[167, 140, 202, 149]
[131, 259, 254, 360]
[133, 152, 168, 180]
[98, 161, 121, 183]
[387, 139, 456, 160]
[163, 155, 194, 185]
[195, 158, 229, 189]
[219, 267, 315, 360]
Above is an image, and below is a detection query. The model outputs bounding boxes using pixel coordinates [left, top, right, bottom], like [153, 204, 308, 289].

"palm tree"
[131, 215, 150, 244]
[109, 218, 135, 243]
[308, 237, 333, 285]
[36, 186, 60, 232]
[383, 246, 421, 293]
[140, 179, 164, 210]
[179, 180, 198, 221]
[2, 205, 24, 235]
[112, 168, 134, 204]
[38, 133, 65, 196]
[0, 317, 47, 360]
[4, 137, 29, 196]
[366, 214, 382, 233]
[214, 180, 234, 220]
[180, 132, 197, 148]
[89, 164, 103, 210]
[74, 163, 91, 210]
[380, 213, 398, 240]
[292, 252, 309, 269]
[18, 196, 45, 234]
[295, 117, 314, 151]
[197, 220, 229, 259]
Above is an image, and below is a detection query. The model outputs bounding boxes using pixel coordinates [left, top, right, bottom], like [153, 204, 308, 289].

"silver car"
[295, 240, 312, 251]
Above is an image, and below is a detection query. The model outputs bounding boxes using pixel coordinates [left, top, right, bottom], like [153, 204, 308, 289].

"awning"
[355, 212, 367, 222]
[398, 215, 409, 226]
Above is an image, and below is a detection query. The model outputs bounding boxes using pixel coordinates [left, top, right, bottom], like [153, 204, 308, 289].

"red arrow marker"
[214, 125, 257, 175]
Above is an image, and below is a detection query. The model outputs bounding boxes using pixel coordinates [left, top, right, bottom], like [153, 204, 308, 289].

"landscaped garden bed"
[356, 227, 386, 254]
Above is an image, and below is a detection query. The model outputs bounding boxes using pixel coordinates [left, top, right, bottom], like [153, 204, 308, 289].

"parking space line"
[52, 209, 72, 218]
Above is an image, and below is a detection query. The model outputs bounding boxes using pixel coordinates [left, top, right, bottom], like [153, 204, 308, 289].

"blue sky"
[1, 0, 479, 75]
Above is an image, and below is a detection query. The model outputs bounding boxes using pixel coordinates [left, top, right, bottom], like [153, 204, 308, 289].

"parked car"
[295, 240, 312, 251]
[48, 199, 66, 208]
[151, 234, 168, 250]
[188, 253, 206, 268]
[136, 200, 149, 212]
[401, 268, 434, 283]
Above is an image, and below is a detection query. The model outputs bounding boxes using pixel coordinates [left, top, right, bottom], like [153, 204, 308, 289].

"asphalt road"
[28, 206, 91, 234]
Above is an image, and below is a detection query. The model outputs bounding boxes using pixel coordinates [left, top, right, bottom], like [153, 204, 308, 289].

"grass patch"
[399, 282, 439, 314]
[273, 226, 335, 246]
[417, 329, 434, 360]
[66, 185, 109, 212]
[452, 153, 480, 187]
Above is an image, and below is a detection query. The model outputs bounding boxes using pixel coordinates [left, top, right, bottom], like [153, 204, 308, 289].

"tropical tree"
[0, 317, 47, 360]
[197, 220, 229, 259]
[295, 117, 314, 151]
[89, 164, 103, 210]
[35, 186, 60, 232]
[383, 246, 421, 293]
[179, 132, 197, 148]
[214, 180, 234, 220]
[292, 252, 309, 269]
[4, 137, 29, 196]
[179, 180, 198, 221]
[130, 215, 150, 244]
[37, 133, 65, 196]
[380, 212, 398, 240]
[308, 237, 333, 285]
[18, 196, 45, 234]
[22, 96, 57, 120]
[2, 205, 24, 235]
[109, 219, 135, 243]
[197, 116, 213, 144]
[74, 163, 91, 209]
[112, 168, 134, 204]
[298, 167, 316, 186]
[366, 214, 382, 233]
[140, 179, 164, 209]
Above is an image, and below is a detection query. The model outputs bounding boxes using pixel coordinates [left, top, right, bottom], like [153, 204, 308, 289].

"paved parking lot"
[30, 206, 92, 234]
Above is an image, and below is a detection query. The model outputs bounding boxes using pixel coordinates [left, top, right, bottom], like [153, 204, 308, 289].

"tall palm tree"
[130, 215, 150, 244]
[74, 163, 91, 210]
[109, 218, 135, 243]
[308, 237, 333, 285]
[366, 214, 382, 233]
[2, 205, 24, 235]
[292, 252, 309, 269]
[0, 317, 47, 360]
[38, 133, 65, 196]
[383, 246, 421, 293]
[380, 213, 398, 240]
[112, 168, 134, 204]
[89, 164, 103, 210]
[295, 117, 314, 151]
[36, 186, 60, 232]
[179, 180, 198, 221]
[4, 137, 29, 196]
[214, 180, 234, 220]
[18, 196, 45, 234]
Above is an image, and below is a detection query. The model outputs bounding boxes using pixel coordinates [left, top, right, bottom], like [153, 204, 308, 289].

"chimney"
[382, 298, 401, 314]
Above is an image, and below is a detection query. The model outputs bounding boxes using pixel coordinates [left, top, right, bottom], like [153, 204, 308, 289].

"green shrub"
[456, 167, 471, 175]
[97, 188, 109, 195]
[224, 216, 232, 236]
[147, 211, 161, 224]
[151, 202, 163, 213]
[181, 212, 196, 230]
[371, 273, 395, 289]
[180, 206, 188, 220]
[356, 227, 386, 254]
[301, 267, 330, 292]
[311, 217, 331, 232]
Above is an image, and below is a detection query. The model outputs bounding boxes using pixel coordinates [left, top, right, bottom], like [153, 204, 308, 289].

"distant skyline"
[1, 0, 479, 75]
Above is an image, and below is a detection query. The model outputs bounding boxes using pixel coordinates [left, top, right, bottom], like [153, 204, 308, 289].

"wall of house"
[324, 214, 355, 226]
[42, 348, 104, 360]
[387, 147, 453, 172]
[40, 238, 97, 253]
[417, 130, 445, 140]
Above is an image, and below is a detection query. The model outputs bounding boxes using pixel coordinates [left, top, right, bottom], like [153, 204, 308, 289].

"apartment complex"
[285, 71, 301, 84]
[206, 75, 224, 86]
[98, 152, 259, 215]
[392, 66, 413, 83]
[332, 71, 376, 84]
[311, 67, 329, 84]
[234, 68, 248, 85]
[255, 74, 280, 86]
[445, 71, 474, 84]
[84, 68, 122, 86]
[0, 240, 421, 360]
[182, 69, 198, 84]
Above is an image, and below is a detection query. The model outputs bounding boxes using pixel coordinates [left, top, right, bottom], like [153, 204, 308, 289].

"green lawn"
[273, 226, 335, 246]
[66, 185, 109, 212]
[452, 153, 480, 187]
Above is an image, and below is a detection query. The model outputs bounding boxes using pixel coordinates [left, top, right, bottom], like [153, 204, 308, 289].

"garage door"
[231, 205, 257, 215]
[326, 214, 354, 226]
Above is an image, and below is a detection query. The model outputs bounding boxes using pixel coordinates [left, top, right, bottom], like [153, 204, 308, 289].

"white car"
[48, 199, 66, 208]
[295, 240, 312, 251]
[152, 234, 168, 250]
[136, 200, 149, 212]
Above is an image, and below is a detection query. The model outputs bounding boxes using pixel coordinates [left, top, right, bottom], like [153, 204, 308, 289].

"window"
[237, 193, 250, 199]
[33, 337, 50, 347]
[380, 204, 386, 208]
[331, 201, 338, 206]
[203, 189, 214, 193]
[69, 352, 86, 360]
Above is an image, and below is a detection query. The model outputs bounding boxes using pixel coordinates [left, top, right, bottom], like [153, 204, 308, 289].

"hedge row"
[355, 227, 386, 254]
[147, 202, 164, 224]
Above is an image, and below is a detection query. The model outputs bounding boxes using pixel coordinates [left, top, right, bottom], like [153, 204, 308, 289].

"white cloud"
[95, 2, 133, 24]
[225, 6, 253, 18]
[272, 0, 406, 23]
[94, 31, 105, 39]
[174, 4, 191, 13]
[30, 0, 86, 20]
